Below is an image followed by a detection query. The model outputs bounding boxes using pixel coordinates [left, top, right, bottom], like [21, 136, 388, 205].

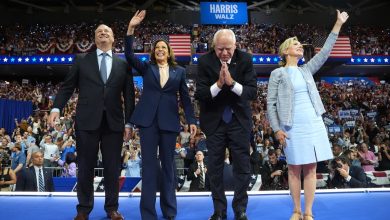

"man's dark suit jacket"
[329, 165, 369, 188]
[124, 35, 196, 131]
[187, 162, 209, 191]
[15, 167, 54, 192]
[53, 52, 134, 131]
[195, 49, 257, 136]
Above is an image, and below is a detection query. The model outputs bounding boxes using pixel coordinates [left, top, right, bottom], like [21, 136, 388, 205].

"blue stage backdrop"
[0, 99, 32, 134]
[200, 2, 248, 25]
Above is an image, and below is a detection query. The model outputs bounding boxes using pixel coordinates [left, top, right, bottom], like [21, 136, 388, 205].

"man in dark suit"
[187, 150, 209, 192]
[328, 156, 369, 188]
[195, 29, 257, 220]
[15, 151, 54, 192]
[49, 24, 134, 220]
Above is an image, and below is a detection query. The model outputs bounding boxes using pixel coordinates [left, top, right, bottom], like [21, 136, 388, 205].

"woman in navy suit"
[125, 10, 197, 220]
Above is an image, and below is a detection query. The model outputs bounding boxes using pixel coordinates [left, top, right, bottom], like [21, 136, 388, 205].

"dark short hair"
[333, 156, 351, 166]
[268, 149, 276, 157]
[332, 143, 342, 149]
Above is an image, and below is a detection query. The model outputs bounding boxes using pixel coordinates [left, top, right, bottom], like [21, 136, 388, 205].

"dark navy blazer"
[124, 35, 196, 132]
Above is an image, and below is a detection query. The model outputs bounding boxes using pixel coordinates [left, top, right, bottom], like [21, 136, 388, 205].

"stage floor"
[1, 189, 388, 220]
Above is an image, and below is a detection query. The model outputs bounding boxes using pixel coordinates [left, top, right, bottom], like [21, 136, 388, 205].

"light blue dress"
[283, 67, 333, 165]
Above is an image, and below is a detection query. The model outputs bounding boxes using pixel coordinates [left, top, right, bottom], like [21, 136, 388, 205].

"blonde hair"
[278, 36, 298, 66]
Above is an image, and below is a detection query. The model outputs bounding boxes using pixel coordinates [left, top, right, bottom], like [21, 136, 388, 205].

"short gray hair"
[212, 29, 236, 47]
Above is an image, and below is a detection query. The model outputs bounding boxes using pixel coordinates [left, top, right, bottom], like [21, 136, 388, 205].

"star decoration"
[266, 57, 271, 62]
[193, 56, 198, 62]
[3, 58, 7, 62]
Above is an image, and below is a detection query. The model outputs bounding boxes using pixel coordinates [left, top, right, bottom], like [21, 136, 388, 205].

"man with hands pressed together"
[196, 29, 257, 220]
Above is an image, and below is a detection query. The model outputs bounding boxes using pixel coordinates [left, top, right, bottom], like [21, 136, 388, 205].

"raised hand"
[129, 10, 146, 28]
[190, 124, 197, 138]
[336, 9, 349, 24]
[127, 10, 146, 35]
[48, 112, 59, 128]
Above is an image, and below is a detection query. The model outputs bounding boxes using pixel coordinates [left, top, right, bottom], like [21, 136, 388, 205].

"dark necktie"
[100, 53, 107, 84]
[38, 168, 45, 192]
[199, 164, 205, 189]
[222, 106, 232, 123]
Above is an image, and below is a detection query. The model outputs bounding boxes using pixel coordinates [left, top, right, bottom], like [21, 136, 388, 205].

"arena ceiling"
[0, 0, 388, 15]
[1, 0, 389, 79]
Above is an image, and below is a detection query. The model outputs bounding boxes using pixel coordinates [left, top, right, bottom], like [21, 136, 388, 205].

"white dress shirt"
[34, 166, 45, 192]
[51, 49, 114, 114]
[210, 59, 243, 98]
[96, 48, 113, 80]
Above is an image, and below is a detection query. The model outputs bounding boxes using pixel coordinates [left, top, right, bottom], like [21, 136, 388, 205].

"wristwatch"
[229, 81, 236, 90]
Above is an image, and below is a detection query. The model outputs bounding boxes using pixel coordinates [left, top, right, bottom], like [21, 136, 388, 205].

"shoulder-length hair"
[150, 39, 177, 67]
[278, 36, 299, 67]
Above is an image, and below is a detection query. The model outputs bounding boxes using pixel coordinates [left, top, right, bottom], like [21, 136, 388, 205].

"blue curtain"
[0, 99, 33, 135]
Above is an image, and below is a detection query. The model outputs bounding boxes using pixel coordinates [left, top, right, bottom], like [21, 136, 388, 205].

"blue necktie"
[222, 106, 232, 123]
[38, 168, 45, 192]
[100, 53, 107, 84]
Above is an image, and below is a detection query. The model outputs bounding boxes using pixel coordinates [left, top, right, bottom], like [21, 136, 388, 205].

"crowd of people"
[1, 77, 389, 191]
[1, 22, 389, 55]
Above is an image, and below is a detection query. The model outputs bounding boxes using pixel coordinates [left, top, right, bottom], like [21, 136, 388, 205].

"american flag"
[151, 34, 191, 56]
[313, 35, 352, 58]
[169, 35, 191, 56]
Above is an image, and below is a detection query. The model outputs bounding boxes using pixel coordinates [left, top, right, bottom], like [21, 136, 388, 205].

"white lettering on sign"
[210, 4, 238, 13]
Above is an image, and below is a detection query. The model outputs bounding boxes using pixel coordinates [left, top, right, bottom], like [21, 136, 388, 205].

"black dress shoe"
[74, 212, 89, 220]
[209, 212, 227, 220]
[234, 211, 248, 220]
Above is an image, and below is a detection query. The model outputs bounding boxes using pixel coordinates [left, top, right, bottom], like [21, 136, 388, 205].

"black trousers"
[206, 115, 251, 213]
[139, 119, 178, 220]
[75, 112, 123, 214]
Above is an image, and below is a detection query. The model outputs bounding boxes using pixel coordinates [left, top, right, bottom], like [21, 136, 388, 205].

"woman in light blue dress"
[267, 10, 349, 220]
